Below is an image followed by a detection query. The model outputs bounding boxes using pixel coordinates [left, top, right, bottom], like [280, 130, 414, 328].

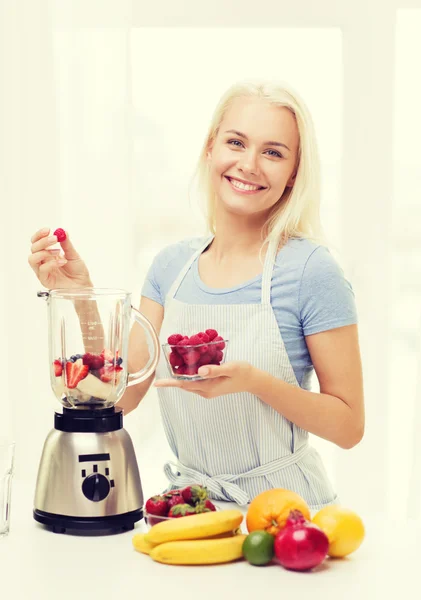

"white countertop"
[0, 478, 418, 600]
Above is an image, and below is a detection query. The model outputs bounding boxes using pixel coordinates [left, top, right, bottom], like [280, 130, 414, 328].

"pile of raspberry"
[167, 329, 226, 376]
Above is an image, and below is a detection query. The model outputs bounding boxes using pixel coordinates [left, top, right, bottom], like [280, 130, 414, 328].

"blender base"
[33, 507, 143, 535]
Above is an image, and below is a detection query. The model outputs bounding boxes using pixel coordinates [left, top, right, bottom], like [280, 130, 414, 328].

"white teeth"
[229, 178, 261, 192]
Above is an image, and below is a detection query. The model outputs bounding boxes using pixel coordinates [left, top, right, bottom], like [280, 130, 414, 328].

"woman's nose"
[237, 150, 260, 176]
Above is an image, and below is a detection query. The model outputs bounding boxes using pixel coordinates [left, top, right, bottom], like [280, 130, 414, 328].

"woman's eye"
[265, 149, 283, 158]
[227, 139, 243, 148]
[227, 140, 283, 159]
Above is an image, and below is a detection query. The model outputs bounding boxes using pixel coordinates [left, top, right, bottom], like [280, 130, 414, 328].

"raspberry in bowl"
[162, 329, 228, 380]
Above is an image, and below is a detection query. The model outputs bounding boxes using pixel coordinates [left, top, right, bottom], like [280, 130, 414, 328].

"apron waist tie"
[163, 443, 311, 506]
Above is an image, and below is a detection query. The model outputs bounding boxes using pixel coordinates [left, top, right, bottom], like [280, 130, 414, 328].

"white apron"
[154, 235, 338, 510]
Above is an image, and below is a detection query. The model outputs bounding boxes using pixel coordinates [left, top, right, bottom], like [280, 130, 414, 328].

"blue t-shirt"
[141, 236, 358, 390]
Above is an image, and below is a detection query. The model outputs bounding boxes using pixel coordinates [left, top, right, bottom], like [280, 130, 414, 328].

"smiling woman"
[28, 78, 363, 512]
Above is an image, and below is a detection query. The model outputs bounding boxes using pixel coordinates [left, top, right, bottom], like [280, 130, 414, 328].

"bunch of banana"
[132, 509, 246, 565]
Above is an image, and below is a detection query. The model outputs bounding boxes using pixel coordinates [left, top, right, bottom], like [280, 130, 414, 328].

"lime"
[242, 530, 275, 566]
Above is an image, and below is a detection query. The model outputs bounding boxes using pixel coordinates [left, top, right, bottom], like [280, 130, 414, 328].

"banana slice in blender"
[76, 373, 113, 400]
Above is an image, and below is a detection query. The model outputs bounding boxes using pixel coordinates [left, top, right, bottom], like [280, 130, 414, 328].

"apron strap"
[261, 237, 280, 305]
[163, 443, 311, 506]
[166, 234, 215, 301]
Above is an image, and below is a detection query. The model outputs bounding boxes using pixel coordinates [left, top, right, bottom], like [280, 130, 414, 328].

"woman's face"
[208, 97, 300, 219]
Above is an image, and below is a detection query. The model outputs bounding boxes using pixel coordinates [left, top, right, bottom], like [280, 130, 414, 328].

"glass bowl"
[162, 339, 229, 381]
[143, 506, 219, 529]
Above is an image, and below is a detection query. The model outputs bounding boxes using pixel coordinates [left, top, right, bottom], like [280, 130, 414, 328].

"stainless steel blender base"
[33, 507, 143, 534]
[34, 409, 144, 535]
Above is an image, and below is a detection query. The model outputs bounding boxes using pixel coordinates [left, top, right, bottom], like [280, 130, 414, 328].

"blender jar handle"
[126, 306, 160, 386]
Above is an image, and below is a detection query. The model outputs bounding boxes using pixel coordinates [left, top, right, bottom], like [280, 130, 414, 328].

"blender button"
[81, 469, 86, 478]
[93, 465, 98, 473]
[110, 480, 115, 488]
[105, 468, 109, 476]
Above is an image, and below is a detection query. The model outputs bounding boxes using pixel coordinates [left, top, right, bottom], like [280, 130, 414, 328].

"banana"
[150, 534, 247, 565]
[132, 533, 158, 555]
[145, 509, 244, 545]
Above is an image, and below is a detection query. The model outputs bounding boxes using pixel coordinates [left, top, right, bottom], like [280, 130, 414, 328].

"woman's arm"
[248, 324, 364, 449]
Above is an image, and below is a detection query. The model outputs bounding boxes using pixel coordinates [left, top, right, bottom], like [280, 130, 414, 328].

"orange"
[246, 489, 311, 536]
[312, 505, 365, 557]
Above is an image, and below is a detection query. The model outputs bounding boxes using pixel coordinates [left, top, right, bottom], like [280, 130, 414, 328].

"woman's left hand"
[153, 361, 256, 398]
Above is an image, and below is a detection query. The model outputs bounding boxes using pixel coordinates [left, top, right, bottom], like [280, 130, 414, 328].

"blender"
[34, 288, 160, 534]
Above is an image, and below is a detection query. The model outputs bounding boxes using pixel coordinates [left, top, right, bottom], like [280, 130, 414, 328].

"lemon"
[312, 505, 365, 558]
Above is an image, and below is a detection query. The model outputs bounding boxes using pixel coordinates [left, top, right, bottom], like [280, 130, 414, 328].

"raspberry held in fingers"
[53, 228, 67, 242]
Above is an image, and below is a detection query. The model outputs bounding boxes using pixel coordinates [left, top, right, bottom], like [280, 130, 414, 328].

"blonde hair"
[191, 79, 328, 251]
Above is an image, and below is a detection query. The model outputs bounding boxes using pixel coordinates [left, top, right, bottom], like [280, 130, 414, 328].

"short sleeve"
[141, 253, 164, 306]
[299, 246, 358, 336]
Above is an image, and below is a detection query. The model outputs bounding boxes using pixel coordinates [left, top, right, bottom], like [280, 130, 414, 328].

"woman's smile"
[224, 176, 267, 195]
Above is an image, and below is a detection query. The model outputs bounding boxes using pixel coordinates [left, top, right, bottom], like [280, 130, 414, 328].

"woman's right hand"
[28, 227, 93, 290]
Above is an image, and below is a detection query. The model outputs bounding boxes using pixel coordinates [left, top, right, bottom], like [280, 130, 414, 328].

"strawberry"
[166, 493, 185, 511]
[168, 333, 183, 345]
[168, 504, 197, 518]
[181, 485, 208, 506]
[205, 329, 218, 341]
[202, 499, 217, 511]
[145, 495, 169, 516]
[65, 359, 89, 388]
[53, 228, 66, 242]
[99, 365, 123, 383]
[53, 359, 63, 377]
[100, 348, 115, 362]
[164, 489, 184, 496]
[169, 351, 184, 368]
[82, 352, 105, 370]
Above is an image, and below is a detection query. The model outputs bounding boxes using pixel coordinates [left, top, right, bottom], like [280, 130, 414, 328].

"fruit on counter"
[312, 505, 365, 558]
[145, 509, 244, 545]
[168, 503, 197, 518]
[145, 495, 169, 517]
[132, 533, 158, 555]
[181, 484, 207, 505]
[166, 492, 185, 512]
[202, 498, 217, 511]
[273, 510, 329, 571]
[53, 228, 66, 242]
[65, 359, 89, 388]
[149, 534, 247, 565]
[242, 530, 275, 566]
[246, 488, 311, 536]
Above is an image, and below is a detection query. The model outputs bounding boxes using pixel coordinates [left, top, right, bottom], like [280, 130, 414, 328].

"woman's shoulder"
[152, 235, 209, 271]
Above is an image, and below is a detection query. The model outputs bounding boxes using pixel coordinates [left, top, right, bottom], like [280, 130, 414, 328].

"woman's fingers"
[28, 249, 60, 267]
[30, 227, 50, 244]
[38, 259, 66, 278]
[59, 231, 80, 261]
[31, 234, 58, 254]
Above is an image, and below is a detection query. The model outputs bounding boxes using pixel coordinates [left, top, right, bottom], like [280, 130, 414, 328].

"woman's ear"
[286, 172, 296, 188]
